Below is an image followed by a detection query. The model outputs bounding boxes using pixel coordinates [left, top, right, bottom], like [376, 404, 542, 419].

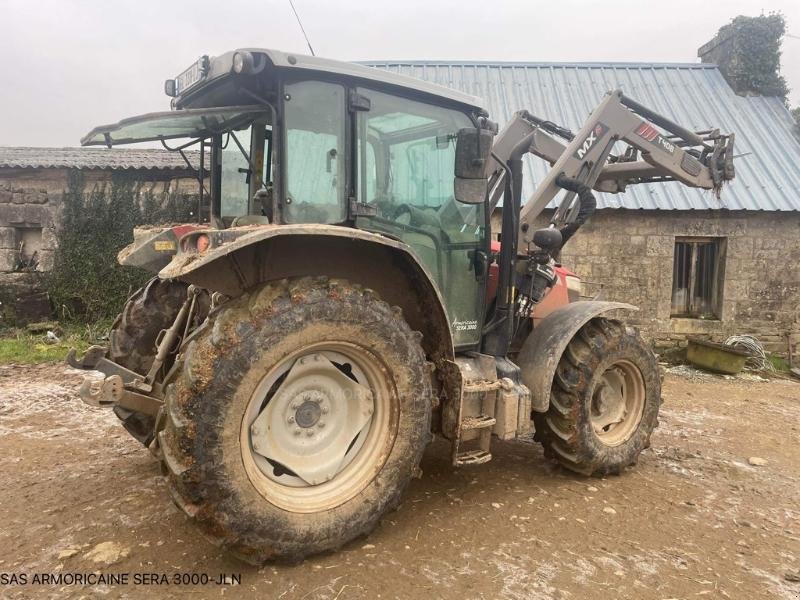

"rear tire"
[110, 277, 191, 374]
[109, 277, 207, 445]
[159, 277, 432, 563]
[533, 318, 660, 476]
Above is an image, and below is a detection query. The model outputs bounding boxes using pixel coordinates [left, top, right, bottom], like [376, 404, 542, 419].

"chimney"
[697, 31, 746, 93]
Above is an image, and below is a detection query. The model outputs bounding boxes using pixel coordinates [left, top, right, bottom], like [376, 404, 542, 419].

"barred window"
[671, 238, 725, 319]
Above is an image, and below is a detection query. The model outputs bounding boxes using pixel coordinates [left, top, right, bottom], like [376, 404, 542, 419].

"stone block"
[670, 318, 724, 335]
[724, 279, 747, 300]
[727, 236, 754, 257]
[0, 190, 12, 204]
[23, 204, 51, 226]
[41, 227, 58, 250]
[647, 235, 675, 256]
[36, 250, 54, 272]
[0, 203, 26, 225]
[26, 190, 48, 205]
[14, 291, 51, 324]
[0, 249, 16, 272]
[11, 192, 25, 204]
[0, 227, 15, 249]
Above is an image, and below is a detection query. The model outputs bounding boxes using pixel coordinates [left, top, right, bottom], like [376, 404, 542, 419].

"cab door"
[353, 88, 487, 350]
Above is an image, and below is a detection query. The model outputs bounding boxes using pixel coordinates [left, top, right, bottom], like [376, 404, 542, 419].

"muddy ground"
[0, 363, 798, 599]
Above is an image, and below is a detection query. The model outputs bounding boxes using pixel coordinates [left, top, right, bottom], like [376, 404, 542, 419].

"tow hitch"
[67, 346, 163, 416]
[78, 374, 123, 407]
[66, 285, 202, 417]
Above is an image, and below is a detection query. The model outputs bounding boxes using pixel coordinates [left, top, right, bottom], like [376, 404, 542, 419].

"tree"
[793, 106, 800, 127]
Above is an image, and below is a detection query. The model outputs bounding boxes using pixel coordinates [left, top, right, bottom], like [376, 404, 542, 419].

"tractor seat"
[231, 215, 271, 227]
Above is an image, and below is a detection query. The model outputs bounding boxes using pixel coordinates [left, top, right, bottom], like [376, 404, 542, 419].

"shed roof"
[0, 147, 200, 171]
[366, 61, 800, 211]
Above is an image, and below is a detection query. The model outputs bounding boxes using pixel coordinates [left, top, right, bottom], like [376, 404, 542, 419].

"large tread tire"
[109, 277, 207, 445]
[110, 277, 191, 374]
[533, 318, 660, 476]
[159, 276, 432, 563]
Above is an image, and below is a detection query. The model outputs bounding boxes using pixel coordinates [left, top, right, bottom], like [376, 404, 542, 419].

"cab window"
[283, 80, 347, 224]
[220, 122, 272, 220]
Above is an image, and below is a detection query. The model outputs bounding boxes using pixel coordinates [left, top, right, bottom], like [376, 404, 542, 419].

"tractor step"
[455, 449, 492, 466]
[461, 415, 496, 430]
[444, 354, 533, 467]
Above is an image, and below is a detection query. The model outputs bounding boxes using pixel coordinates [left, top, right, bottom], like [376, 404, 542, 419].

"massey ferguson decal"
[635, 121, 676, 155]
[572, 122, 609, 160]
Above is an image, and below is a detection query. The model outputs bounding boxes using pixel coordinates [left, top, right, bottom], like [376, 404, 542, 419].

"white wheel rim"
[240, 342, 396, 513]
[590, 359, 646, 446]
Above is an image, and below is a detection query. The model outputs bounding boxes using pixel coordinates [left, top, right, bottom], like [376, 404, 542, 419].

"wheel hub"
[590, 360, 646, 446]
[249, 353, 374, 486]
[294, 394, 323, 428]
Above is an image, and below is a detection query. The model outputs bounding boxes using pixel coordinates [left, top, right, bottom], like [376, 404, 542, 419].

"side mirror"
[454, 127, 494, 204]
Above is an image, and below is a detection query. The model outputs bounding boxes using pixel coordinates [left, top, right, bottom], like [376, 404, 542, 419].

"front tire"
[159, 277, 432, 563]
[533, 318, 660, 476]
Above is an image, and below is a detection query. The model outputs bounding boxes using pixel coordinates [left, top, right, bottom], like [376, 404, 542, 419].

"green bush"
[715, 13, 789, 99]
[45, 171, 199, 323]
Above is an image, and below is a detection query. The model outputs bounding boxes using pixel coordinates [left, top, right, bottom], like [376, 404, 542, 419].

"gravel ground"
[0, 363, 798, 599]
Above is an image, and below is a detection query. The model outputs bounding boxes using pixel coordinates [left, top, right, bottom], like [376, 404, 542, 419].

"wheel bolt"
[321, 406, 329, 414]
[305, 429, 314, 437]
[293, 428, 301, 436]
[317, 421, 325, 428]
[287, 416, 295, 423]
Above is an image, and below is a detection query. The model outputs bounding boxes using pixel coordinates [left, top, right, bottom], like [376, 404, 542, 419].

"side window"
[219, 124, 272, 219]
[220, 126, 252, 218]
[283, 81, 346, 224]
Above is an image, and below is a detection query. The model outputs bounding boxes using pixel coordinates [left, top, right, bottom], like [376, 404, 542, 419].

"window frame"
[670, 236, 726, 319]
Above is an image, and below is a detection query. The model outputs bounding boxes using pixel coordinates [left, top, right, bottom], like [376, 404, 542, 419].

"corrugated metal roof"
[0, 147, 201, 171]
[366, 61, 800, 211]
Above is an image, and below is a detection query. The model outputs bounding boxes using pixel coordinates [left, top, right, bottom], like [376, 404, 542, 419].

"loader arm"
[488, 90, 735, 246]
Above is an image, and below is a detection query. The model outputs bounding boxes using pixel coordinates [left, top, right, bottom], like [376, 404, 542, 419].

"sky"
[2, 0, 798, 147]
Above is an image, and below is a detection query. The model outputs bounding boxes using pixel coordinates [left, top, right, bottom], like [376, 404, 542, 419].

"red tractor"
[70, 48, 734, 562]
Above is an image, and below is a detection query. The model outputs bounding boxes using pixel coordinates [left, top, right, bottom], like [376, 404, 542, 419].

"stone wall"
[0, 167, 200, 324]
[491, 208, 800, 354]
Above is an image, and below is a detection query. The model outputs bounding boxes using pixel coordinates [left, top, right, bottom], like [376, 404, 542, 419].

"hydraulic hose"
[554, 173, 596, 246]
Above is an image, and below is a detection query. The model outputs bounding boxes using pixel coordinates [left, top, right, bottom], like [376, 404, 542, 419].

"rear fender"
[158, 224, 454, 365]
[516, 301, 637, 412]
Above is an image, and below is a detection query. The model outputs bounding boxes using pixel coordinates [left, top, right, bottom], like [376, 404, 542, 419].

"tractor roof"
[174, 48, 485, 111]
[81, 48, 486, 147]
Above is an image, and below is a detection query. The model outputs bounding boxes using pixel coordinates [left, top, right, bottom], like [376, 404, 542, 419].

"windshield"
[81, 106, 269, 146]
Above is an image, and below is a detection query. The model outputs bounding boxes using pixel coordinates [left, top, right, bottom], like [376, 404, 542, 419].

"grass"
[767, 354, 792, 373]
[0, 322, 110, 365]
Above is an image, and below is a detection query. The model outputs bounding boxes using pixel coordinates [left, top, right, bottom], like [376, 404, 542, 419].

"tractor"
[69, 48, 735, 563]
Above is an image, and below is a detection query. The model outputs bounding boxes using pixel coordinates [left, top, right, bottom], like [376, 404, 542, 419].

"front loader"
[68, 48, 735, 562]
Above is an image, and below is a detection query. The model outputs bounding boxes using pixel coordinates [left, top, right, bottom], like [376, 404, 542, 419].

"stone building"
[370, 48, 800, 354]
[0, 147, 201, 323]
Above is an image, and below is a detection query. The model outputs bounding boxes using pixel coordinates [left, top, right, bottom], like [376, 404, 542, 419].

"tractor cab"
[82, 49, 495, 348]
